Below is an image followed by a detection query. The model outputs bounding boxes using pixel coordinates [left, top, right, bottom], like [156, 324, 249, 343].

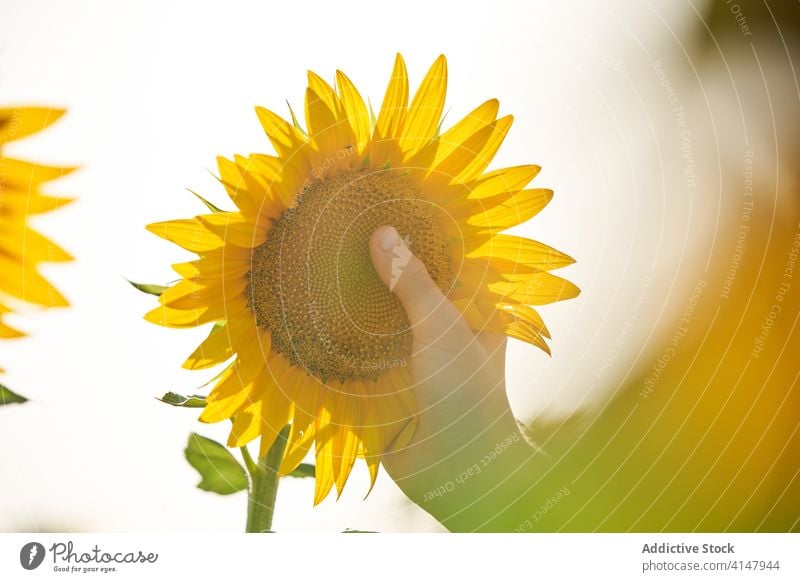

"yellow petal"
[144, 302, 226, 328]
[146, 219, 223, 252]
[0, 255, 68, 307]
[172, 248, 252, 282]
[365, 369, 416, 457]
[506, 321, 551, 353]
[280, 373, 321, 474]
[467, 235, 575, 271]
[254, 106, 310, 163]
[183, 322, 236, 370]
[0, 226, 72, 263]
[313, 388, 336, 505]
[434, 99, 499, 166]
[471, 300, 551, 352]
[488, 271, 580, 305]
[228, 398, 264, 447]
[0, 107, 65, 144]
[305, 87, 342, 162]
[0, 191, 73, 215]
[313, 446, 335, 506]
[280, 415, 317, 475]
[200, 363, 259, 424]
[197, 212, 266, 248]
[146, 295, 248, 329]
[433, 121, 495, 180]
[335, 70, 370, 151]
[358, 402, 385, 490]
[254, 357, 296, 456]
[331, 389, 361, 496]
[399, 55, 447, 154]
[0, 320, 24, 338]
[467, 188, 553, 230]
[452, 115, 513, 183]
[216, 156, 260, 218]
[232, 154, 290, 219]
[454, 295, 550, 338]
[201, 333, 271, 425]
[0, 157, 77, 187]
[467, 165, 541, 199]
[307, 71, 344, 119]
[374, 53, 408, 141]
[235, 325, 271, 382]
[500, 303, 550, 338]
[160, 276, 248, 310]
[248, 154, 304, 209]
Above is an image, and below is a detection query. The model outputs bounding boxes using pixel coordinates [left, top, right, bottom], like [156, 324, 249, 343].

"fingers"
[369, 225, 443, 320]
[369, 225, 472, 347]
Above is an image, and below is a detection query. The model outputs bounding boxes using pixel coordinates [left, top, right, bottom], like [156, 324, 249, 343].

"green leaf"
[185, 433, 248, 495]
[286, 463, 315, 479]
[127, 279, 167, 296]
[158, 392, 207, 408]
[0, 383, 28, 406]
[187, 188, 223, 213]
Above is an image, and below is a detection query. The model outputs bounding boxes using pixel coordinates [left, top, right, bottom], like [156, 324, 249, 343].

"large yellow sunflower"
[0, 107, 72, 368]
[146, 54, 579, 503]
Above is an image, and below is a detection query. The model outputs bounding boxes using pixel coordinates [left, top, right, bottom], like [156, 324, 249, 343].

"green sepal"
[158, 392, 207, 408]
[286, 463, 315, 479]
[286, 100, 308, 136]
[187, 188, 223, 213]
[127, 279, 167, 296]
[0, 383, 28, 406]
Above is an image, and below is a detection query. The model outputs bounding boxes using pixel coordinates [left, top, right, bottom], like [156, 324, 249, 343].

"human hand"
[369, 225, 533, 531]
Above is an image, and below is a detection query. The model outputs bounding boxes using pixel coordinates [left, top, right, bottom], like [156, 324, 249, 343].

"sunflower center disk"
[249, 168, 453, 383]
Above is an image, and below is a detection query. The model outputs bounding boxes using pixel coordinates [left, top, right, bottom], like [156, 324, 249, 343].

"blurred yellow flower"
[0, 107, 73, 371]
[524, 195, 800, 531]
[146, 54, 579, 503]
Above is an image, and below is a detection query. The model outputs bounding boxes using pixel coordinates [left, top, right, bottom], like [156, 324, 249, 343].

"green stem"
[245, 426, 289, 533]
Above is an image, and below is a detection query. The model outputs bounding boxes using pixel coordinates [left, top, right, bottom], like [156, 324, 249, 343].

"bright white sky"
[0, 0, 727, 532]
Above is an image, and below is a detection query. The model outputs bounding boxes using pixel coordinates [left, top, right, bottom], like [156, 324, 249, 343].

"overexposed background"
[1, 0, 792, 531]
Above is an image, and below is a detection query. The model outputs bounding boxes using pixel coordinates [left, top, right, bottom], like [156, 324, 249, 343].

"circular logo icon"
[20, 542, 46, 570]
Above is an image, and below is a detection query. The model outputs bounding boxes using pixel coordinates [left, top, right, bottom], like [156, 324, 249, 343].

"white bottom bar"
[1, 533, 797, 581]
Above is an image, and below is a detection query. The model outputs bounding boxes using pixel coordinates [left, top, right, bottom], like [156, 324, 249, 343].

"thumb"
[369, 225, 471, 345]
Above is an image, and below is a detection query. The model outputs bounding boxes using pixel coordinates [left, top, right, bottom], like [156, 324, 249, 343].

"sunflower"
[0, 107, 72, 369]
[146, 54, 579, 504]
